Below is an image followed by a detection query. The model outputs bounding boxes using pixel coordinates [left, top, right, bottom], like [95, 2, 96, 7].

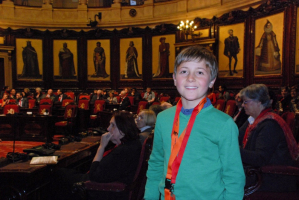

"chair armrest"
[261, 165, 299, 176]
[244, 167, 262, 197]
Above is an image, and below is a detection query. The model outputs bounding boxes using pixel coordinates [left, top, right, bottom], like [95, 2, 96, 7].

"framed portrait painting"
[87, 39, 111, 81]
[218, 23, 244, 78]
[254, 12, 284, 76]
[152, 34, 175, 79]
[120, 38, 142, 80]
[53, 40, 78, 80]
[16, 38, 43, 80]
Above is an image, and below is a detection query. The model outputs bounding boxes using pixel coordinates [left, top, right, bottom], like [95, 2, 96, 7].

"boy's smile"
[173, 60, 215, 109]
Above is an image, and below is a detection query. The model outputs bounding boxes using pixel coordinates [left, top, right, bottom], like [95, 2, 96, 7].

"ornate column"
[112, 0, 121, 8]
[2, 0, 14, 19]
[79, 0, 87, 5]
[42, 0, 53, 19]
[78, 0, 88, 22]
[0, 46, 15, 88]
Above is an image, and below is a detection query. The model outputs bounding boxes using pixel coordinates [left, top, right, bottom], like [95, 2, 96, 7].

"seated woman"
[239, 84, 298, 192]
[52, 111, 142, 200]
[0, 94, 10, 107]
[106, 92, 118, 104]
[135, 109, 156, 144]
[279, 86, 295, 113]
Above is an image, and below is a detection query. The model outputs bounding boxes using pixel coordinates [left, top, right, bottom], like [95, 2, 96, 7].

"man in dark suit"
[224, 29, 240, 76]
[90, 89, 103, 104]
[16, 92, 28, 108]
[119, 91, 131, 111]
[233, 92, 248, 128]
[41, 89, 56, 101]
[54, 89, 68, 103]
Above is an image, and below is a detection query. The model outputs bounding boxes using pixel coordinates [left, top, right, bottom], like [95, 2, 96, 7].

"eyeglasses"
[242, 99, 254, 105]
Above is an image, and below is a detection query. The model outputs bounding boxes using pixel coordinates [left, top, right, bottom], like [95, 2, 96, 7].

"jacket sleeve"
[89, 142, 141, 184]
[144, 115, 164, 200]
[219, 118, 245, 200]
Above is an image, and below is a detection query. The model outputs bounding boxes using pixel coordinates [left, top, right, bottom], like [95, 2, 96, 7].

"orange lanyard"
[165, 97, 207, 200]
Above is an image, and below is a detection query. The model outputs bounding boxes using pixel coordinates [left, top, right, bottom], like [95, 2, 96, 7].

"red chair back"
[28, 99, 36, 109]
[174, 97, 181, 103]
[137, 101, 148, 114]
[214, 99, 225, 111]
[115, 95, 121, 103]
[38, 103, 52, 115]
[281, 111, 295, 135]
[65, 92, 75, 100]
[78, 94, 91, 100]
[159, 96, 170, 104]
[141, 92, 145, 98]
[62, 99, 74, 107]
[93, 100, 105, 114]
[128, 96, 134, 105]
[223, 100, 236, 117]
[64, 104, 77, 119]
[3, 104, 20, 114]
[152, 101, 160, 106]
[9, 99, 16, 104]
[40, 98, 53, 105]
[78, 99, 90, 110]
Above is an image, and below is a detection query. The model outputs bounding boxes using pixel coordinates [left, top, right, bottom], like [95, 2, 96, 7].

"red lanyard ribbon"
[164, 97, 207, 200]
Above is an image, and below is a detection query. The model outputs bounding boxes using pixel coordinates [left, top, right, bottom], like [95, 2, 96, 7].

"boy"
[144, 46, 245, 200]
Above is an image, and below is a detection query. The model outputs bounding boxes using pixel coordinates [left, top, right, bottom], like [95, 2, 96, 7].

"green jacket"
[144, 103, 245, 200]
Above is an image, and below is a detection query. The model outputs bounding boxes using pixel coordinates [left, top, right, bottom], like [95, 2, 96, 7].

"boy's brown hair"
[173, 45, 218, 81]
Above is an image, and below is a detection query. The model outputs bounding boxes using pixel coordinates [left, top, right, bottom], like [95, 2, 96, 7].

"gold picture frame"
[254, 12, 284, 76]
[16, 38, 43, 80]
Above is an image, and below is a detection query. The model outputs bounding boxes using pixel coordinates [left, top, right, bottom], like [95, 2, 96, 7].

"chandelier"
[177, 20, 197, 41]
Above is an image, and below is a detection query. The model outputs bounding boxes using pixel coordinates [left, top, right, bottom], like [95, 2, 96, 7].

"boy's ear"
[173, 73, 177, 86]
[209, 78, 216, 88]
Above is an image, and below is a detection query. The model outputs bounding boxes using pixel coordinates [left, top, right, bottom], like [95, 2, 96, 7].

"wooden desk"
[0, 114, 55, 142]
[0, 136, 101, 200]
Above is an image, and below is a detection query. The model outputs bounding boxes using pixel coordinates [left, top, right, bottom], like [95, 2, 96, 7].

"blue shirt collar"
[181, 98, 212, 115]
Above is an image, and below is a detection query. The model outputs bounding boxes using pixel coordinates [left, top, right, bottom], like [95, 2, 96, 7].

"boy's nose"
[187, 74, 195, 81]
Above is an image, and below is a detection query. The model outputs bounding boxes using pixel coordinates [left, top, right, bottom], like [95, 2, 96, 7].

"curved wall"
[0, 0, 263, 30]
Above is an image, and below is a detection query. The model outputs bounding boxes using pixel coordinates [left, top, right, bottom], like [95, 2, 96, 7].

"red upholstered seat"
[78, 99, 90, 110]
[281, 111, 296, 135]
[38, 103, 52, 115]
[214, 99, 225, 111]
[55, 104, 77, 135]
[62, 99, 74, 107]
[65, 92, 75, 100]
[128, 96, 134, 105]
[137, 101, 148, 114]
[223, 100, 236, 117]
[28, 99, 36, 109]
[115, 96, 121, 103]
[244, 165, 299, 200]
[9, 99, 16, 104]
[159, 96, 170, 104]
[40, 98, 53, 105]
[78, 94, 91, 100]
[89, 100, 105, 127]
[151, 101, 160, 106]
[92, 100, 105, 115]
[3, 104, 20, 114]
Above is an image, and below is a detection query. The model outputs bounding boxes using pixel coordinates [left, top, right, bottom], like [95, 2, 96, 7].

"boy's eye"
[197, 71, 204, 75]
[179, 70, 187, 74]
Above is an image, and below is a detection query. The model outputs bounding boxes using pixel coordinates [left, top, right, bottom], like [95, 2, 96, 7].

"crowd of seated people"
[1, 82, 299, 198]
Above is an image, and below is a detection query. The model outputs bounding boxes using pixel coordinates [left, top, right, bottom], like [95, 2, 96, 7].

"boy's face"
[173, 60, 215, 107]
